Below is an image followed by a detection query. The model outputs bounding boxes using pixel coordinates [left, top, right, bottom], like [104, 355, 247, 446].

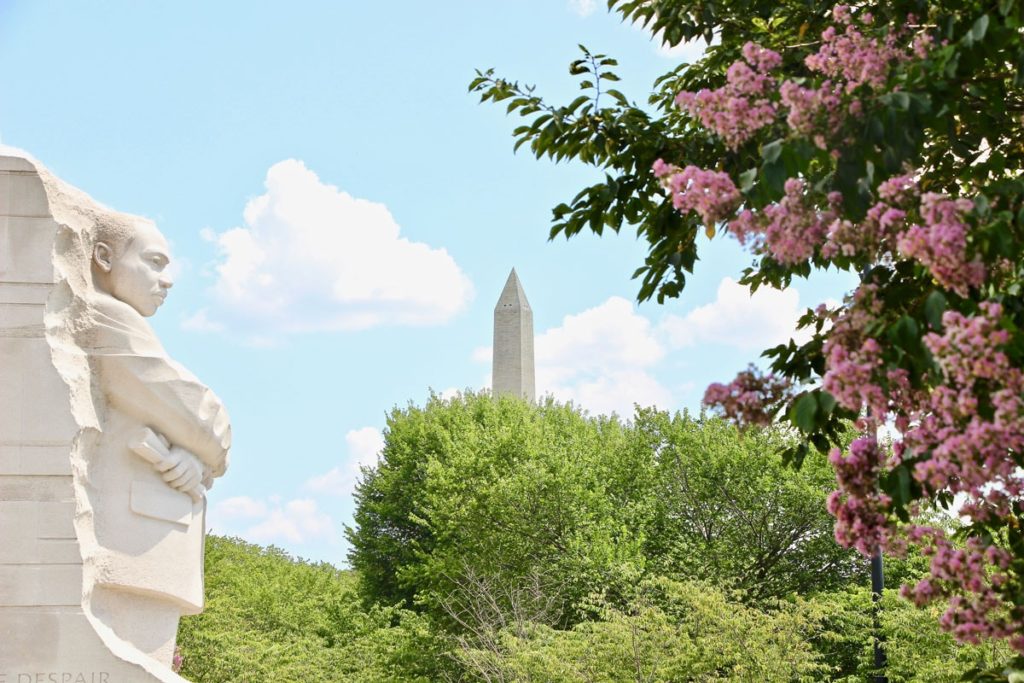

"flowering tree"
[472, 0, 1024, 670]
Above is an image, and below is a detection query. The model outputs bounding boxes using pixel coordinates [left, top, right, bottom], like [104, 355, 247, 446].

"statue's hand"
[155, 446, 205, 500]
[129, 427, 207, 501]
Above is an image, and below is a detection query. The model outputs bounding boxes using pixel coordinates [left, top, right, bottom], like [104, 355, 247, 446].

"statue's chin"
[131, 299, 162, 318]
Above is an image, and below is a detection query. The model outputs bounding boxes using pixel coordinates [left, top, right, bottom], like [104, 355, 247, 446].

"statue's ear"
[93, 241, 114, 273]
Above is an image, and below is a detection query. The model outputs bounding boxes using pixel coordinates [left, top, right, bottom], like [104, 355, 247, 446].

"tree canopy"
[183, 394, 1011, 681]
[347, 392, 861, 625]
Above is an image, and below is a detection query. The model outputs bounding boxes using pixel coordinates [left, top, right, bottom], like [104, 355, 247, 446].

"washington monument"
[492, 268, 535, 401]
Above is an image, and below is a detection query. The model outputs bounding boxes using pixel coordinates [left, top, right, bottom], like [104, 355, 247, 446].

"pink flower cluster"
[826, 437, 893, 555]
[779, 80, 845, 149]
[805, 6, 908, 93]
[820, 175, 985, 295]
[897, 193, 985, 296]
[823, 338, 886, 415]
[727, 178, 839, 264]
[895, 305, 1024, 651]
[658, 167, 980, 287]
[702, 365, 792, 427]
[820, 284, 916, 425]
[670, 7, 931, 152]
[901, 527, 1021, 649]
[820, 301, 1024, 651]
[675, 42, 782, 149]
[823, 175, 915, 258]
[904, 303, 1024, 500]
[653, 159, 741, 228]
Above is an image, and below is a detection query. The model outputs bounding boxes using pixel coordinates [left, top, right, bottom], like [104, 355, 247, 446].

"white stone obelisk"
[492, 268, 535, 401]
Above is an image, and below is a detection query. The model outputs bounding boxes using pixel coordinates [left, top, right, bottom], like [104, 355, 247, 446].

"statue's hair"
[92, 213, 146, 254]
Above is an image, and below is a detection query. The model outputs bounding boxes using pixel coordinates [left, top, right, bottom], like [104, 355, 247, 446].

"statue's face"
[96, 221, 174, 317]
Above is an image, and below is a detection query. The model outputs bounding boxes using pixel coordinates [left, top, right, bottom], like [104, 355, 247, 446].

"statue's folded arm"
[96, 353, 230, 476]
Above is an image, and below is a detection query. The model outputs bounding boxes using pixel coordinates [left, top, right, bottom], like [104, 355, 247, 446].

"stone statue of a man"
[79, 214, 230, 668]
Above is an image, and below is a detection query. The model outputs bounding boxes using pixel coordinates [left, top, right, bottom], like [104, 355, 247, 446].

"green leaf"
[975, 193, 990, 217]
[897, 465, 911, 505]
[790, 393, 818, 433]
[971, 14, 990, 42]
[817, 391, 837, 416]
[924, 291, 947, 329]
[738, 168, 757, 193]
[761, 139, 783, 164]
[889, 316, 920, 350]
[889, 91, 910, 110]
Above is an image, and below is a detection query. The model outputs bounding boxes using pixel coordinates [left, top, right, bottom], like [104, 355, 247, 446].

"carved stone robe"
[79, 294, 230, 613]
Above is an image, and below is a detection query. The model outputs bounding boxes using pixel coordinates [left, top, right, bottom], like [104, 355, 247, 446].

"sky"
[0, 0, 856, 566]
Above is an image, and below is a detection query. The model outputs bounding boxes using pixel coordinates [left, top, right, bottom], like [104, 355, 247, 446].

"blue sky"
[1, 0, 855, 565]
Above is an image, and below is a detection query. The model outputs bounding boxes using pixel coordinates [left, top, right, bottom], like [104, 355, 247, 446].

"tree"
[454, 576, 826, 682]
[349, 393, 859, 625]
[635, 408, 860, 602]
[176, 535, 437, 682]
[347, 391, 646, 627]
[472, 0, 1024, 663]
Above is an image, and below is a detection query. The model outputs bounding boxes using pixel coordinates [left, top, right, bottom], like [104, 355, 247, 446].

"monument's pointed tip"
[496, 267, 531, 311]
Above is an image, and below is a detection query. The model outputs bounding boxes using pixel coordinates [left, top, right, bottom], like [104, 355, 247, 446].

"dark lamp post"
[871, 548, 887, 682]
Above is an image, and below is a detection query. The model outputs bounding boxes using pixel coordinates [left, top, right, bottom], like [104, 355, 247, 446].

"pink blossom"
[899, 528, 1021, 646]
[653, 161, 741, 227]
[828, 437, 894, 555]
[780, 80, 843, 144]
[897, 193, 984, 296]
[725, 177, 836, 264]
[675, 42, 781, 149]
[805, 16, 908, 92]
[702, 365, 793, 427]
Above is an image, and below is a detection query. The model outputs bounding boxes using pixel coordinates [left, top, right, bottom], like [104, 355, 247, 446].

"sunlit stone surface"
[0, 149, 229, 682]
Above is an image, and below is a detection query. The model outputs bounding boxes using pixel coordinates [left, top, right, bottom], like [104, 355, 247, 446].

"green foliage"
[635, 408, 861, 601]
[801, 587, 1015, 682]
[473, 0, 1024, 305]
[176, 536, 440, 682]
[455, 576, 826, 682]
[348, 392, 866, 626]
[185, 416, 1013, 681]
[348, 391, 645, 625]
[876, 590, 1015, 682]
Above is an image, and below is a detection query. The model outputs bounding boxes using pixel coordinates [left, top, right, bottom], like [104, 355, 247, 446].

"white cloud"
[660, 277, 812, 351]
[437, 387, 462, 400]
[536, 296, 672, 416]
[214, 495, 267, 520]
[210, 496, 334, 545]
[196, 159, 473, 336]
[472, 346, 492, 364]
[305, 427, 385, 496]
[656, 37, 710, 60]
[181, 308, 225, 333]
[568, 0, 597, 17]
[628, 14, 714, 60]
[247, 498, 334, 545]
